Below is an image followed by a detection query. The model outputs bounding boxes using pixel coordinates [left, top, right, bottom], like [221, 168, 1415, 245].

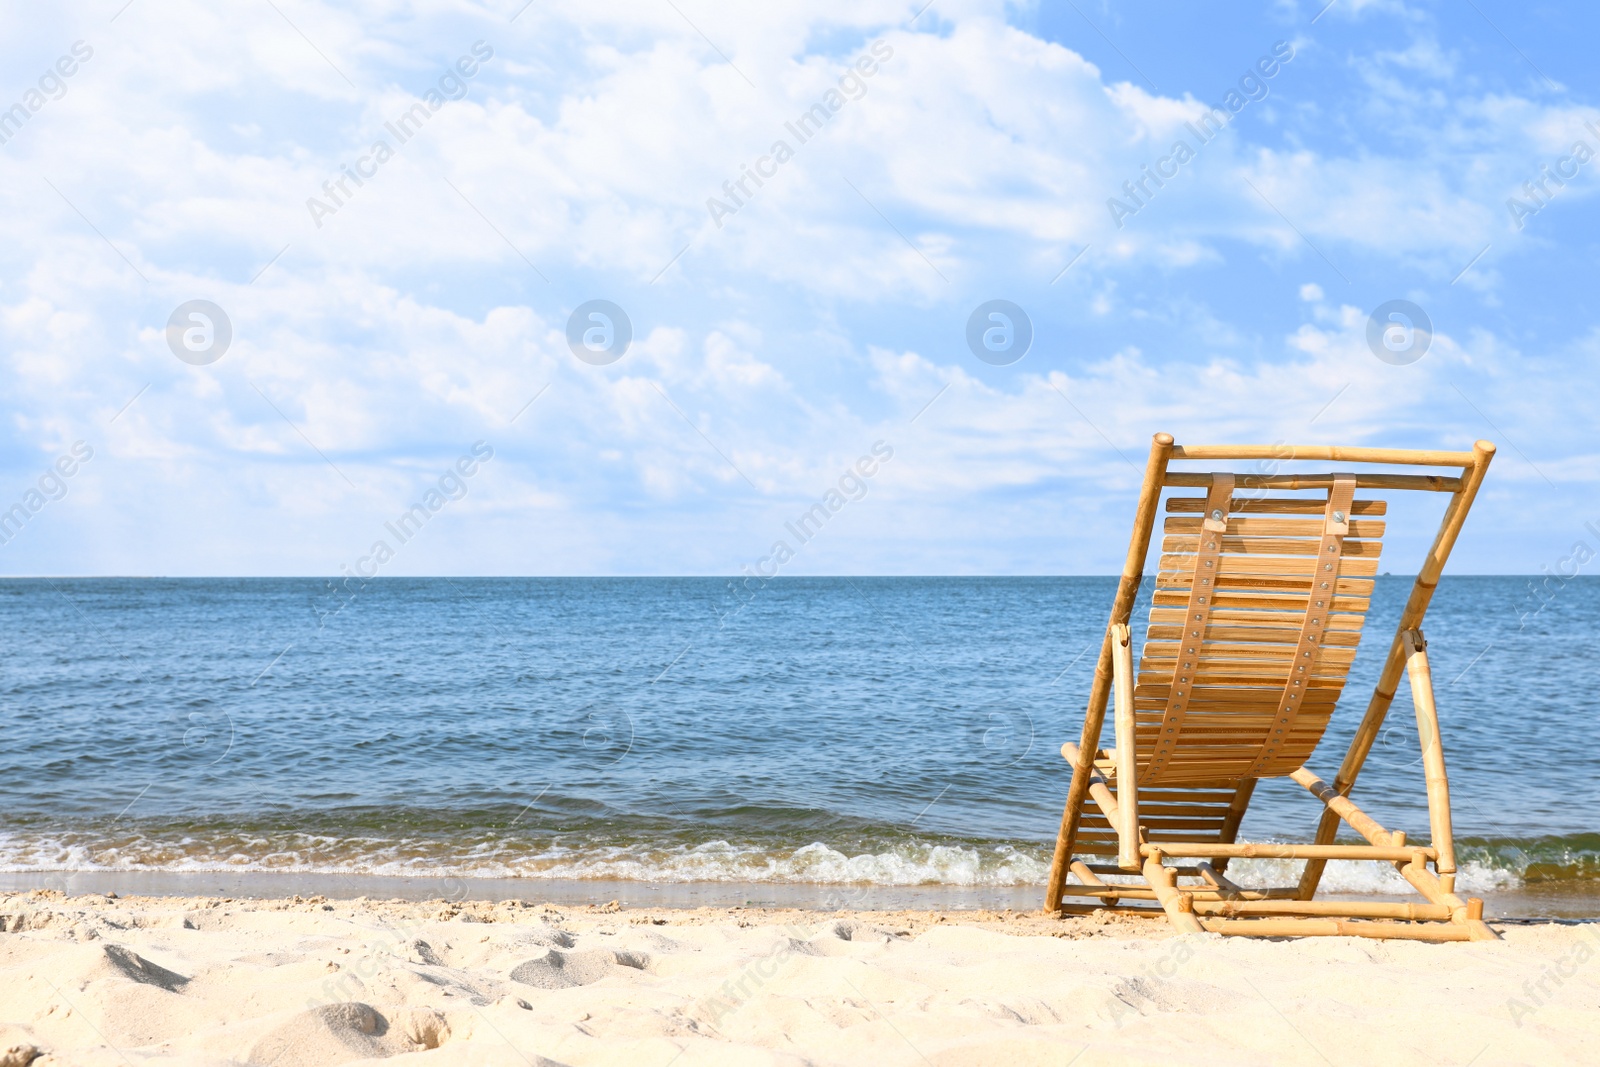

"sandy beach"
[1, 890, 1595, 1066]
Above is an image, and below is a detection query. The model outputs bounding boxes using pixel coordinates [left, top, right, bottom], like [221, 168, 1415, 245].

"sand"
[2, 890, 1597, 1066]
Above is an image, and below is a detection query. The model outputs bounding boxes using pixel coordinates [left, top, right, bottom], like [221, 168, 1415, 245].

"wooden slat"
[1091, 762, 1246, 793]
[1134, 705, 1339, 721]
[1161, 535, 1384, 558]
[1145, 646, 1356, 662]
[1130, 790, 1239, 803]
[1138, 661, 1353, 677]
[1138, 707, 1334, 719]
[1131, 739, 1324, 756]
[1140, 739, 1327, 750]
[1168, 496, 1388, 515]
[1133, 687, 1340, 703]
[1135, 716, 1331, 731]
[1152, 590, 1371, 612]
[1152, 579, 1376, 604]
[1154, 581, 1376, 601]
[1146, 624, 1362, 647]
[1138, 668, 1350, 685]
[1165, 516, 1386, 537]
[1115, 791, 1236, 805]
[1141, 642, 1358, 665]
[1158, 554, 1381, 578]
[1084, 806, 1233, 820]
[1145, 623, 1365, 644]
[1136, 735, 1329, 751]
[1139, 703, 1350, 723]
[1134, 713, 1332, 727]
[1137, 684, 1346, 699]
[1131, 722, 1332, 736]
[1148, 607, 1367, 629]
[1086, 816, 1228, 830]
[1134, 722, 1332, 737]
[1137, 784, 1244, 794]
[1085, 818, 1229, 832]
[1165, 473, 1461, 492]
[1140, 680, 1347, 698]
[1135, 757, 1320, 772]
[1135, 740, 1327, 755]
[1144, 767, 1251, 781]
[1135, 687, 1334, 700]
[1075, 824, 1232, 839]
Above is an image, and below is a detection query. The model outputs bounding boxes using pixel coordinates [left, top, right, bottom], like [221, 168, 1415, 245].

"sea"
[1, 576, 1595, 916]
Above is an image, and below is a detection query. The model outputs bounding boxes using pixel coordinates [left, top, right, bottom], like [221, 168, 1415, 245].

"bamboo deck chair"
[1043, 435, 1498, 942]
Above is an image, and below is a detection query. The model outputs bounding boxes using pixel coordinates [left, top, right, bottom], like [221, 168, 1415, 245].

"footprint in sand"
[93, 944, 189, 991]
[509, 949, 650, 990]
[826, 920, 898, 944]
[246, 1003, 449, 1067]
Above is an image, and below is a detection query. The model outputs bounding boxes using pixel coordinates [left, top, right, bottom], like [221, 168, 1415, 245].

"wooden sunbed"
[1043, 436, 1498, 941]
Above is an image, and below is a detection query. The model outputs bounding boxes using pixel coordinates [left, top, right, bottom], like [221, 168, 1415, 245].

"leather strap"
[1245, 474, 1357, 776]
[1144, 473, 1234, 782]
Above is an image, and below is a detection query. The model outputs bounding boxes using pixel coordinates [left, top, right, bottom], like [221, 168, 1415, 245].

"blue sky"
[1, 0, 1595, 576]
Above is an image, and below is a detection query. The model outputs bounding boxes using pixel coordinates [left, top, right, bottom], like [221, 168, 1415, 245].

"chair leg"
[1110, 623, 1141, 872]
[1142, 850, 1204, 934]
[1403, 629, 1457, 890]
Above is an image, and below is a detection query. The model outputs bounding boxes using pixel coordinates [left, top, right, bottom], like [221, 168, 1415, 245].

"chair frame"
[1043, 434, 1498, 941]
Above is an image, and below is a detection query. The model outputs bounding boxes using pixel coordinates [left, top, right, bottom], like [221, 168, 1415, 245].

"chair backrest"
[1134, 476, 1385, 784]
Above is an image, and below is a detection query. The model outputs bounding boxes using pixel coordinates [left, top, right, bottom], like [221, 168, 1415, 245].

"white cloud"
[0, 0, 1590, 575]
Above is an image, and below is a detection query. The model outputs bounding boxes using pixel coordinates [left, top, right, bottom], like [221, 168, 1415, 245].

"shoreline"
[3, 868, 1595, 919]
[0, 870, 1039, 912]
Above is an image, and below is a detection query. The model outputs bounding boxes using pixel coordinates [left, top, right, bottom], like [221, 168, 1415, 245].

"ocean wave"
[1160, 857, 1520, 895]
[0, 826, 1593, 894]
[0, 830, 1048, 886]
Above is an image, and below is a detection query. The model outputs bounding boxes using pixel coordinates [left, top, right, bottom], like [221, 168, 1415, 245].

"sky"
[1, 0, 1596, 577]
